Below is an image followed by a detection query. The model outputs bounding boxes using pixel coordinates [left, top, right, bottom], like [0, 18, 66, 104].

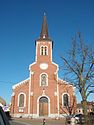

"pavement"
[10, 118, 66, 125]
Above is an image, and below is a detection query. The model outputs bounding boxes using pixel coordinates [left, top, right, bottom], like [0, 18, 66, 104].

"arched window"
[18, 93, 25, 107]
[40, 46, 48, 56]
[41, 74, 48, 86]
[63, 94, 69, 107]
[40, 46, 44, 55]
[44, 46, 47, 55]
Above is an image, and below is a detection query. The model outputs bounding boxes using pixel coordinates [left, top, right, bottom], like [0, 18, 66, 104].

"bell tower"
[35, 14, 53, 63]
[29, 14, 58, 117]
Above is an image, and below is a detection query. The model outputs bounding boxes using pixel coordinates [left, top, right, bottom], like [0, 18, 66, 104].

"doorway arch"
[39, 96, 48, 116]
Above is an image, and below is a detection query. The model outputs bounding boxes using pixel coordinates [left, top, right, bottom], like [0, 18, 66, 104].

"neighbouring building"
[76, 102, 94, 114]
[10, 14, 76, 118]
[0, 96, 6, 107]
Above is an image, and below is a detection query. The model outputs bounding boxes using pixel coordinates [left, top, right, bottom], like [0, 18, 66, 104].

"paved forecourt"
[10, 118, 66, 125]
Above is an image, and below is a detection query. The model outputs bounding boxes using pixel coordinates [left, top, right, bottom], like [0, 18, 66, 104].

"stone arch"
[37, 96, 50, 117]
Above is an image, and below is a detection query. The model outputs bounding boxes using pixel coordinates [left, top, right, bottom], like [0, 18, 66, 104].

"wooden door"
[39, 97, 48, 116]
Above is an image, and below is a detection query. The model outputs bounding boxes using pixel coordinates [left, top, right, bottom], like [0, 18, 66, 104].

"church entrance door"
[39, 97, 48, 116]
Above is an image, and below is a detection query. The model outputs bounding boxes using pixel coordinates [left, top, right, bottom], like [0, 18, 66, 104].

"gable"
[12, 78, 30, 90]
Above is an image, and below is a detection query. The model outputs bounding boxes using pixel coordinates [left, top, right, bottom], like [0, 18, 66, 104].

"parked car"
[3, 105, 11, 120]
[87, 112, 94, 124]
[0, 106, 10, 125]
[74, 114, 83, 124]
[66, 114, 84, 124]
[74, 114, 82, 124]
[88, 112, 94, 116]
[66, 114, 75, 124]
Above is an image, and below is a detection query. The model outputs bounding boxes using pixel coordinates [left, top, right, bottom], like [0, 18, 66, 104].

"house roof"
[77, 102, 94, 108]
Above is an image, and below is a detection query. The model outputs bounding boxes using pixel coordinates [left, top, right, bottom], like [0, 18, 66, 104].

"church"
[10, 15, 76, 118]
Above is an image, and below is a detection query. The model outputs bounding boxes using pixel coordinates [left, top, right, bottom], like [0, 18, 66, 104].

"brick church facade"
[11, 15, 76, 118]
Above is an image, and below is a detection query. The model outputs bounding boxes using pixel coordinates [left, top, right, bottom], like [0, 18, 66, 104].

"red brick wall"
[10, 40, 76, 117]
[11, 81, 29, 114]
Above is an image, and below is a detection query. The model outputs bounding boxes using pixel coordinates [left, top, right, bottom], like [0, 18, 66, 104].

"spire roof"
[40, 13, 49, 39]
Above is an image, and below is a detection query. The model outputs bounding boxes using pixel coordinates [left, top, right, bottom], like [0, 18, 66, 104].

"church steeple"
[40, 13, 49, 39]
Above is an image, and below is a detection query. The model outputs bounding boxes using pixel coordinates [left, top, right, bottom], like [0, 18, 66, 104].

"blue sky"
[0, 0, 94, 104]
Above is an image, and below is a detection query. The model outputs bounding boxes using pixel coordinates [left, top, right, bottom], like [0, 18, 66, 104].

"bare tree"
[60, 94, 76, 115]
[61, 32, 94, 116]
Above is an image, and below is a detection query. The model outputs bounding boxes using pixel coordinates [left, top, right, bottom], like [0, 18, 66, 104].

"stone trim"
[12, 78, 29, 90]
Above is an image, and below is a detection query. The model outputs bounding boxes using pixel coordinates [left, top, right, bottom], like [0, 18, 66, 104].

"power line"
[0, 80, 15, 84]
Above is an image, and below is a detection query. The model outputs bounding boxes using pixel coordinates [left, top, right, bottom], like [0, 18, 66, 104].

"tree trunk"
[81, 82, 87, 116]
[81, 100, 87, 115]
[81, 100, 88, 125]
[81, 87, 88, 124]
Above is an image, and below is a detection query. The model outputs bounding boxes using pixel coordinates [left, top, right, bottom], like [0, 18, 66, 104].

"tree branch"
[61, 57, 80, 79]
[84, 61, 94, 82]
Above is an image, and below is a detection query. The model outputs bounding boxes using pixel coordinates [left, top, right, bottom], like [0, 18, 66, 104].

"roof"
[12, 78, 29, 90]
[58, 78, 73, 86]
[77, 102, 94, 108]
[40, 14, 49, 39]
[37, 13, 52, 41]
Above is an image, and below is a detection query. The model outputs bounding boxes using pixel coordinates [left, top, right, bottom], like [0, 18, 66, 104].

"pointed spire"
[40, 13, 49, 39]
